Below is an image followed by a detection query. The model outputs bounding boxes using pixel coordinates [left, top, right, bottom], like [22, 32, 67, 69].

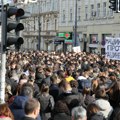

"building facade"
[21, 0, 59, 51]
[59, 0, 120, 54]
[20, 0, 120, 53]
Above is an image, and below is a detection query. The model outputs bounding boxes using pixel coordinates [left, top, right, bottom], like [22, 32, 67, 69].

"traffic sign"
[65, 39, 73, 44]
[54, 41, 62, 44]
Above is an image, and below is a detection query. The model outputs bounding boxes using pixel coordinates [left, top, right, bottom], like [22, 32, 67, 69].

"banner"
[105, 37, 120, 60]
[73, 46, 81, 53]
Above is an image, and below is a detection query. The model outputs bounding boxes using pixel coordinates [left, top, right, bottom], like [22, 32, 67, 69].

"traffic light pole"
[0, 1, 7, 103]
[38, 0, 41, 51]
[38, 16, 41, 51]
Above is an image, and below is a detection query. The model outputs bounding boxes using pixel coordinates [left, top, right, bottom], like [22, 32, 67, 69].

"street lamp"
[74, 0, 77, 47]
[38, 0, 41, 51]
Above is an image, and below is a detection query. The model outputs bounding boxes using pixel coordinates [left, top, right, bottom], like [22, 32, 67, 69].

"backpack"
[37, 94, 54, 113]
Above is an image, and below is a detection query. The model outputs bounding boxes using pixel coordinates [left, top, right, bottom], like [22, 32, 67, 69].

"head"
[59, 80, 72, 92]
[54, 100, 70, 115]
[70, 80, 78, 88]
[40, 83, 49, 94]
[44, 67, 52, 76]
[87, 103, 101, 118]
[20, 83, 34, 98]
[24, 98, 40, 119]
[71, 106, 87, 120]
[28, 76, 35, 85]
[0, 103, 14, 120]
[95, 88, 108, 99]
[50, 74, 58, 84]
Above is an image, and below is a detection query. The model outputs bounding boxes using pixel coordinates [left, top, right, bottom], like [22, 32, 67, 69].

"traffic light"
[109, 0, 118, 11]
[118, 0, 120, 12]
[6, 6, 24, 51]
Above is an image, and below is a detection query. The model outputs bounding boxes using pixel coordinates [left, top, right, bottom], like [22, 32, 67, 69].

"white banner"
[105, 37, 120, 60]
[73, 46, 81, 53]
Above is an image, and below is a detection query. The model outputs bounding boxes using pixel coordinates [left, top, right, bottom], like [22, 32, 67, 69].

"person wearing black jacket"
[57, 80, 85, 111]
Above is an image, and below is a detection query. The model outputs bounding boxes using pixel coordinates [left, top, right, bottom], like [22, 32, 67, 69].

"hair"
[19, 74, 28, 80]
[54, 100, 70, 115]
[57, 70, 65, 79]
[95, 88, 107, 99]
[108, 81, 120, 105]
[0, 103, 14, 120]
[20, 83, 34, 98]
[83, 87, 91, 95]
[40, 83, 49, 93]
[87, 103, 101, 118]
[58, 79, 70, 91]
[71, 106, 87, 120]
[70, 80, 78, 88]
[24, 98, 40, 115]
[50, 74, 58, 84]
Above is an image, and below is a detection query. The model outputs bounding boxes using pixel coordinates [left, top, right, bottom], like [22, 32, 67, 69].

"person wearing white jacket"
[94, 88, 113, 120]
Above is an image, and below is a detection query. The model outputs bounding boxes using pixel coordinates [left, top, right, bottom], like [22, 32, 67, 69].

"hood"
[94, 99, 113, 118]
[10, 96, 28, 109]
[95, 99, 111, 110]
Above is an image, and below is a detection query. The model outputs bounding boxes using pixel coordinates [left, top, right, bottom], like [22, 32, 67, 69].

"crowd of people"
[0, 50, 120, 120]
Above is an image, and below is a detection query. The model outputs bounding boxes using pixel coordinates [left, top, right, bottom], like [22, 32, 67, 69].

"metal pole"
[38, 0, 41, 51]
[0, 0, 7, 103]
[74, 0, 77, 47]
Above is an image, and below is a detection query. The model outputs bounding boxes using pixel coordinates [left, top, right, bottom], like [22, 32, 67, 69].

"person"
[10, 83, 41, 120]
[42, 67, 52, 87]
[71, 106, 87, 120]
[0, 103, 14, 120]
[51, 100, 71, 120]
[57, 80, 85, 111]
[94, 88, 113, 119]
[21, 98, 40, 120]
[37, 83, 54, 120]
[49, 74, 59, 102]
[87, 103, 105, 120]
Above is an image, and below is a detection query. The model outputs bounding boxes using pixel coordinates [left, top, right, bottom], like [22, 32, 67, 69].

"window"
[90, 34, 98, 44]
[103, 2, 106, 17]
[78, 7, 81, 21]
[63, 10, 66, 22]
[97, 3, 100, 17]
[109, 9, 113, 16]
[85, 6, 88, 20]
[91, 4, 94, 17]
[55, 19, 57, 30]
[70, 9, 72, 21]
[46, 20, 50, 30]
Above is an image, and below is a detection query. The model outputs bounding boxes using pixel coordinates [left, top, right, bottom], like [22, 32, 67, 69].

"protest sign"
[105, 37, 120, 60]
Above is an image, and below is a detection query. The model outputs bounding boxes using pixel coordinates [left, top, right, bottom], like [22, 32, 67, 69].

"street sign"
[54, 41, 62, 44]
[65, 39, 73, 44]
[57, 32, 65, 37]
